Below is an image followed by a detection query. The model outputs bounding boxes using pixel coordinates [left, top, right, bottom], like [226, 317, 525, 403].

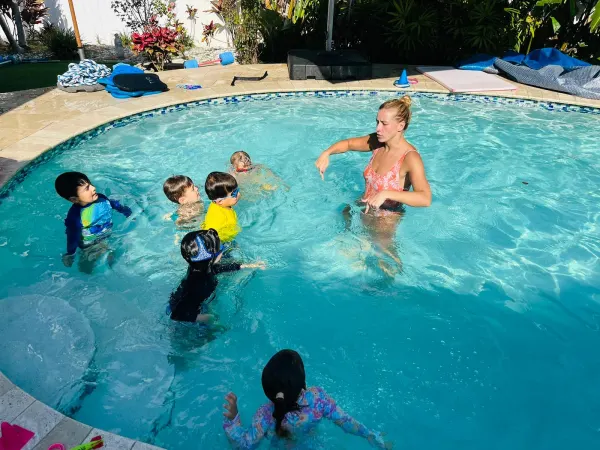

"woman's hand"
[223, 392, 239, 420]
[361, 191, 389, 213]
[315, 152, 330, 180]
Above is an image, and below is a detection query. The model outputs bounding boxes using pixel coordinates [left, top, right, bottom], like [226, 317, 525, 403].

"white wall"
[45, 0, 229, 47]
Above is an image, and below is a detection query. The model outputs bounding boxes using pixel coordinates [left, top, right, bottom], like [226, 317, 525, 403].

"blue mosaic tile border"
[1, 89, 598, 198]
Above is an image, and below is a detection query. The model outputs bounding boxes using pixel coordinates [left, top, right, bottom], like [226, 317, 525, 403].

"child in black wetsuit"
[168, 229, 265, 323]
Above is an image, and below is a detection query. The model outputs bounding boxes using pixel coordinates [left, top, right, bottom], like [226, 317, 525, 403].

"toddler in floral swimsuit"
[223, 349, 392, 449]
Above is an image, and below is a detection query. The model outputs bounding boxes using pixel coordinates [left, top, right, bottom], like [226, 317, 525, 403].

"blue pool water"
[1, 93, 600, 449]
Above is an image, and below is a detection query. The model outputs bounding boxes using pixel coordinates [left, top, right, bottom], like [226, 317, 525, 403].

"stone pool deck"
[0, 372, 164, 449]
[0, 63, 599, 448]
[2, 63, 600, 188]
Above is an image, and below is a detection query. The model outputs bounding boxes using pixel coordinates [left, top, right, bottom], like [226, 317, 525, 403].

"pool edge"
[0, 370, 165, 450]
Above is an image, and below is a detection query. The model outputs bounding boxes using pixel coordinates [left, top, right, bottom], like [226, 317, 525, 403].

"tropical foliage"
[216, 0, 600, 64]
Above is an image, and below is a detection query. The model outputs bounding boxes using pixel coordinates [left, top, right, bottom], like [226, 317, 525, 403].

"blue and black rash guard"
[64, 193, 132, 255]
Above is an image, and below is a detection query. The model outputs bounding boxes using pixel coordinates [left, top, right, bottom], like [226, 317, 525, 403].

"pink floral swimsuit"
[362, 148, 416, 214]
[223, 386, 386, 448]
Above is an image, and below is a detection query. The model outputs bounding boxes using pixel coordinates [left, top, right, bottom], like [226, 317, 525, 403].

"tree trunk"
[10, 0, 27, 47]
[0, 12, 23, 53]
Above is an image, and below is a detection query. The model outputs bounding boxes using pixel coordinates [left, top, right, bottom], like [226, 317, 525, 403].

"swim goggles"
[214, 187, 239, 202]
[190, 236, 225, 262]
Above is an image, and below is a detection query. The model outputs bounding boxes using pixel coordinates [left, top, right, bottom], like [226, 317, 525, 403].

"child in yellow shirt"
[201, 171, 241, 243]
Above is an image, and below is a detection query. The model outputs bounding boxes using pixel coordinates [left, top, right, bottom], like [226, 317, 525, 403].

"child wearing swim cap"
[167, 229, 264, 323]
[223, 349, 392, 448]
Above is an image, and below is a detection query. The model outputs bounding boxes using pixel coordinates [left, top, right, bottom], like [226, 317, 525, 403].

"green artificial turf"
[0, 61, 114, 93]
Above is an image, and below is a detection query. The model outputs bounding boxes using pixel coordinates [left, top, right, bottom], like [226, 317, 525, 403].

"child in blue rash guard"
[55, 171, 132, 270]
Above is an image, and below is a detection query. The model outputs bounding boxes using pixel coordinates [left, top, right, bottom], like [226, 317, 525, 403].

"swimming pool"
[1, 91, 599, 449]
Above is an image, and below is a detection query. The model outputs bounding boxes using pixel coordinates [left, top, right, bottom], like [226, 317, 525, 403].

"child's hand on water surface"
[368, 432, 394, 449]
[223, 392, 239, 420]
[241, 261, 266, 270]
[62, 253, 75, 267]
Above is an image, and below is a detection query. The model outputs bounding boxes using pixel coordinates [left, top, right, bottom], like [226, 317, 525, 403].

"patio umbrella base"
[287, 49, 371, 81]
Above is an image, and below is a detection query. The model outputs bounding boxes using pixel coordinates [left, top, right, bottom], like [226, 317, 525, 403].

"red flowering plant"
[186, 4, 198, 20]
[201, 20, 217, 46]
[131, 14, 185, 71]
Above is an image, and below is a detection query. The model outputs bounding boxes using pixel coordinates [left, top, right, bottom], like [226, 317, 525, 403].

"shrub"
[117, 31, 132, 47]
[131, 16, 184, 70]
[111, 0, 156, 31]
[38, 22, 77, 59]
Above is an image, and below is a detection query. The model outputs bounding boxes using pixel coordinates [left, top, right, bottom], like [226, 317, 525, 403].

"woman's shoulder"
[404, 144, 422, 162]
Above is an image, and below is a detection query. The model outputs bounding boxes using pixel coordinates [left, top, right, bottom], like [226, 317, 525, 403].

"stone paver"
[33, 417, 93, 450]
[0, 388, 36, 422]
[0, 87, 54, 115]
[0, 372, 15, 397]
[13, 401, 64, 450]
[83, 428, 137, 450]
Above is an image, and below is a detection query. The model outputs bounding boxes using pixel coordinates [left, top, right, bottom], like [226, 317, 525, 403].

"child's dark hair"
[55, 172, 91, 200]
[205, 171, 238, 201]
[261, 349, 307, 437]
[180, 229, 221, 270]
[163, 175, 194, 203]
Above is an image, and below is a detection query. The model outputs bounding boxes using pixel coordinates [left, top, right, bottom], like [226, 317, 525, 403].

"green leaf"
[535, 0, 563, 6]
[591, 0, 600, 32]
[569, 0, 576, 18]
[550, 16, 561, 33]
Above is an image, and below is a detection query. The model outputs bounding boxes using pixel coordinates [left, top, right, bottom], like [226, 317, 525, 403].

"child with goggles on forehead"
[168, 229, 265, 323]
[201, 172, 242, 243]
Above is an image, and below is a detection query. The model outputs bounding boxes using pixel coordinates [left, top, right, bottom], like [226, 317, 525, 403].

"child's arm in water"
[107, 197, 132, 217]
[214, 261, 266, 274]
[223, 392, 273, 449]
[316, 387, 391, 448]
[196, 313, 214, 323]
[63, 207, 82, 267]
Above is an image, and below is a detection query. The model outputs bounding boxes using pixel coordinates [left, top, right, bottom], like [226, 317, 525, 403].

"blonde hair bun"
[399, 95, 412, 107]
[379, 96, 413, 130]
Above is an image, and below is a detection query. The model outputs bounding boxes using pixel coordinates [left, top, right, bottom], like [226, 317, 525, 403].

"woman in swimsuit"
[314, 96, 431, 272]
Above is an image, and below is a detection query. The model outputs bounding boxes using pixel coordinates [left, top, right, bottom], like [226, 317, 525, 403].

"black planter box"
[287, 49, 371, 81]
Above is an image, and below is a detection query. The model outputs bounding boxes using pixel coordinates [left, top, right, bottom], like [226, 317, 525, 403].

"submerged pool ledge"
[1, 63, 599, 190]
[0, 371, 165, 450]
